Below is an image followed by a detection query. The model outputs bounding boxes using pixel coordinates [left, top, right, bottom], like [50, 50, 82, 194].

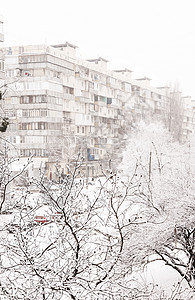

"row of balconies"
[75, 96, 93, 104]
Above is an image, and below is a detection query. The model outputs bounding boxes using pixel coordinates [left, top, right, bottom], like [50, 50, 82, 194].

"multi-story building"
[181, 96, 195, 142]
[0, 16, 4, 80]
[3, 42, 195, 178]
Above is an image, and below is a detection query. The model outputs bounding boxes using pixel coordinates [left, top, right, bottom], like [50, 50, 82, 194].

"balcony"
[89, 87, 98, 94]
[81, 91, 91, 98]
[63, 93, 74, 101]
[75, 71, 89, 80]
[75, 96, 91, 103]
[63, 117, 72, 124]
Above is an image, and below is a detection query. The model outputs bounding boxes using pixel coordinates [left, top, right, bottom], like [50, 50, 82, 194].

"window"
[20, 136, 25, 143]
[82, 127, 85, 134]
[94, 95, 98, 102]
[19, 47, 24, 54]
[19, 122, 47, 130]
[41, 110, 47, 117]
[77, 126, 79, 133]
[20, 95, 47, 104]
[107, 98, 112, 105]
[29, 96, 33, 104]
[41, 95, 47, 103]
[20, 148, 47, 157]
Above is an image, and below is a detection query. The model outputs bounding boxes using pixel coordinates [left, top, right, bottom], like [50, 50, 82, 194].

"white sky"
[1, 0, 195, 98]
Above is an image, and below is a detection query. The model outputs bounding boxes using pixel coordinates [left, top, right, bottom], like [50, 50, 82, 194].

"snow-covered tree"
[0, 141, 31, 213]
[0, 84, 9, 132]
[163, 84, 184, 142]
[0, 120, 194, 299]
[120, 121, 195, 292]
[0, 154, 156, 299]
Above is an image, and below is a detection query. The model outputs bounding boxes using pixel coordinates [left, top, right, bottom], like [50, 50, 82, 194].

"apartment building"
[181, 96, 195, 141]
[0, 17, 4, 80]
[3, 42, 194, 178]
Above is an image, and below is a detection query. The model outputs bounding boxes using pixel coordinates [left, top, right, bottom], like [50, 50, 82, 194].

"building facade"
[3, 43, 195, 178]
[0, 16, 4, 80]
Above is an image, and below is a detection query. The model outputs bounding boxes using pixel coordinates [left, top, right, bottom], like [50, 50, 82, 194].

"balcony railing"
[63, 93, 74, 101]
